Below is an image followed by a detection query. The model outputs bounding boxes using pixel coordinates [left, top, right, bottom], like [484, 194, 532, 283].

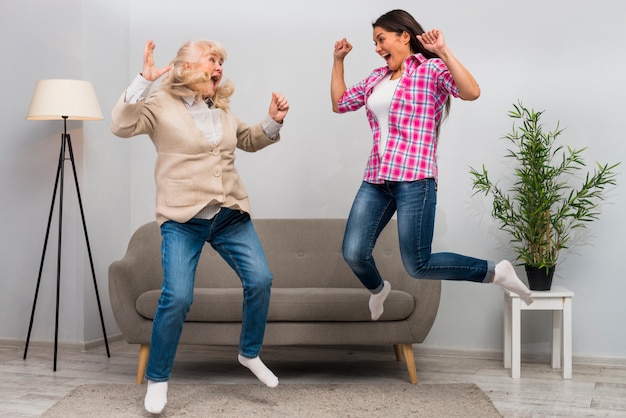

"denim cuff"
[371, 281, 385, 294]
[483, 260, 496, 283]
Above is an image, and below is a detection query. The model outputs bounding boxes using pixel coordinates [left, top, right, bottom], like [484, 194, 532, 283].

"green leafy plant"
[469, 102, 619, 270]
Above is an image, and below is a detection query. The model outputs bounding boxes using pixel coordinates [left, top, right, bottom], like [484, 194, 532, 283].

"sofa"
[109, 219, 441, 385]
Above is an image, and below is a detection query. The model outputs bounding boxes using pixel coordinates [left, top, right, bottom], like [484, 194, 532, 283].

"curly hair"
[161, 40, 235, 109]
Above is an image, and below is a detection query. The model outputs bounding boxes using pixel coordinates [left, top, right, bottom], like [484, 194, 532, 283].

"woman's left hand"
[418, 29, 480, 101]
[416, 29, 446, 54]
[269, 92, 289, 123]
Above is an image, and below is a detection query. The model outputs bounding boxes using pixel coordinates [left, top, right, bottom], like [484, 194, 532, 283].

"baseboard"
[0, 333, 125, 351]
[2, 337, 625, 367]
[83, 333, 125, 350]
[413, 345, 626, 367]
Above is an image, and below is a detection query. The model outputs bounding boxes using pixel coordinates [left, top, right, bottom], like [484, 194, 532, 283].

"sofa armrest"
[108, 222, 163, 344]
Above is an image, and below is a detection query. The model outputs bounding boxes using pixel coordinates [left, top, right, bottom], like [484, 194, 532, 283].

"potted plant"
[469, 102, 619, 290]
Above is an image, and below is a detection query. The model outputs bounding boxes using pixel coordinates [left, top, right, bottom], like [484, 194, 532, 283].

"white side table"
[503, 285, 574, 379]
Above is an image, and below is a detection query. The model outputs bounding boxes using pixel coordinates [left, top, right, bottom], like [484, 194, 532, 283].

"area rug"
[42, 383, 501, 417]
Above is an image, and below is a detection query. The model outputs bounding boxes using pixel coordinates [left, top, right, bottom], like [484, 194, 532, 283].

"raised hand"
[333, 38, 353, 60]
[417, 29, 480, 100]
[416, 29, 446, 54]
[268, 92, 289, 123]
[141, 40, 171, 82]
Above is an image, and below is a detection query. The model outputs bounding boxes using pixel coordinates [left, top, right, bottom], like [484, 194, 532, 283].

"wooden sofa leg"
[393, 344, 402, 361]
[136, 344, 150, 384]
[400, 343, 418, 385]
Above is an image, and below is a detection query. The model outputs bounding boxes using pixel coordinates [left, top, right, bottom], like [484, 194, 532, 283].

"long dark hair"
[373, 9, 451, 130]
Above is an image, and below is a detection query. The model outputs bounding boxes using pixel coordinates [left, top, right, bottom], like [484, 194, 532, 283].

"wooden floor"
[1, 339, 625, 417]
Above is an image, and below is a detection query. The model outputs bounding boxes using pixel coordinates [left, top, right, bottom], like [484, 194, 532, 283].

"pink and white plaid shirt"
[337, 53, 459, 184]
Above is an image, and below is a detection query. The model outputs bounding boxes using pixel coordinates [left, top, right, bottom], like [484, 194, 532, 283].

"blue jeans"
[145, 209, 273, 382]
[342, 179, 494, 292]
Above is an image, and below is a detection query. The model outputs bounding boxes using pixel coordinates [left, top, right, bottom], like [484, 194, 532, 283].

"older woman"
[112, 39, 289, 414]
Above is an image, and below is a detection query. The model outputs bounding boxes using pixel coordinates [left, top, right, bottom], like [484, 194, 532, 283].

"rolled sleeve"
[124, 74, 153, 103]
[261, 114, 282, 140]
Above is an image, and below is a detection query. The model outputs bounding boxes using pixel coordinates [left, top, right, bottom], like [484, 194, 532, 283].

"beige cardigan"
[111, 89, 279, 225]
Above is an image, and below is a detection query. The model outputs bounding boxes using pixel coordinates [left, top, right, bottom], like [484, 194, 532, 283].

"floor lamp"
[24, 79, 110, 371]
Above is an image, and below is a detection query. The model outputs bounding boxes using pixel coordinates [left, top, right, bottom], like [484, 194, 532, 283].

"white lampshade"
[26, 79, 103, 121]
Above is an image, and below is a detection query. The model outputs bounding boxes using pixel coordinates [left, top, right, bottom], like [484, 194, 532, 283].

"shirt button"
[212, 149, 219, 156]
[218, 195, 225, 202]
[213, 170, 221, 177]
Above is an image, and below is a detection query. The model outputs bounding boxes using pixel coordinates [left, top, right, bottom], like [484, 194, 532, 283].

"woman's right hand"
[331, 38, 351, 112]
[141, 40, 170, 82]
[333, 38, 353, 60]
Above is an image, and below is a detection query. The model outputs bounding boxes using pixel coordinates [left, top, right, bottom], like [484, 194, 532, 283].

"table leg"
[563, 297, 573, 379]
[551, 309, 562, 369]
[504, 293, 512, 369]
[511, 297, 521, 379]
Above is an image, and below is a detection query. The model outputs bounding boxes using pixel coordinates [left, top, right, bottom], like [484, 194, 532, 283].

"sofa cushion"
[136, 288, 415, 322]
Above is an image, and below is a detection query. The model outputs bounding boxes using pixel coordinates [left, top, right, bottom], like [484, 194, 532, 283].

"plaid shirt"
[338, 53, 459, 184]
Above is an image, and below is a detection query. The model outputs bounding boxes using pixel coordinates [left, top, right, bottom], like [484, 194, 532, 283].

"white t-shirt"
[367, 73, 400, 159]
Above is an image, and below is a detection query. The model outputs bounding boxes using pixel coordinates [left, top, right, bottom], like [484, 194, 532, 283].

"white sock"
[493, 260, 534, 305]
[369, 280, 391, 321]
[238, 355, 279, 388]
[144, 380, 168, 414]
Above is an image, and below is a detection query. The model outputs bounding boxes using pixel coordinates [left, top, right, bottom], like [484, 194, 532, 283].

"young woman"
[112, 39, 289, 414]
[330, 9, 533, 322]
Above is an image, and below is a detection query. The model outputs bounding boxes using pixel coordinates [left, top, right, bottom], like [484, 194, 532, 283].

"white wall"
[0, 0, 130, 346]
[1, 0, 624, 362]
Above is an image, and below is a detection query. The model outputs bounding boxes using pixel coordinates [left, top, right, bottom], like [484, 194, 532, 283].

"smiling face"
[185, 47, 224, 98]
[373, 27, 412, 75]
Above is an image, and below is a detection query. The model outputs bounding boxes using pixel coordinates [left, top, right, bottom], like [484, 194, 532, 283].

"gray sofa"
[109, 219, 441, 385]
